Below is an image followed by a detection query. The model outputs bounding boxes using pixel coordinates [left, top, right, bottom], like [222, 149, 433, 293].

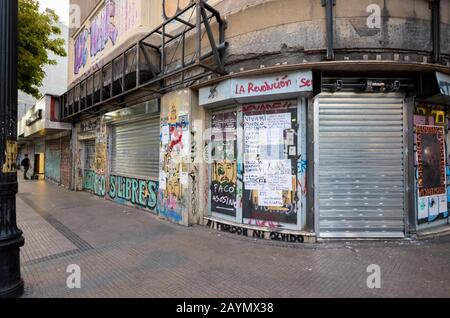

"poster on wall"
[416, 125, 446, 197]
[416, 125, 448, 223]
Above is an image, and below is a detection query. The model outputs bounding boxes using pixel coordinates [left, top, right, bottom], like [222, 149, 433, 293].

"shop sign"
[199, 70, 313, 107]
[26, 109, 43, 126]
[436, 72, 450, 96]
[78, 118, 99, 141]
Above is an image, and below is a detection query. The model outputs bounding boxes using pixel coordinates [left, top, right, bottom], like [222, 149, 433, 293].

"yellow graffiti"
[212, 161, 237, 184]
[2, 141, 17, 173]
[95, 142, 107, 174]
[431, 110, 446, 125]
[166, 175, 182, 199]
[416, 107, 427, 116]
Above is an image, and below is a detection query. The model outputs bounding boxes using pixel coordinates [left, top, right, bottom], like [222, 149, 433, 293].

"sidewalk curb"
[416, 224, 450, 240]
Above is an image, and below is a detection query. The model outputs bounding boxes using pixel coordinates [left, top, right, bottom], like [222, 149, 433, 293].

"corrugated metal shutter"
[84, 140, 96, 171]
[316, 92, 406, 238]
[111, 117, 159, 179]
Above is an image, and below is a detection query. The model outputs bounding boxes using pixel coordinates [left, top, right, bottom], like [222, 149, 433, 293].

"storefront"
[44, 132, 72, 187]
[105, 100, 160, 212]
[413, 72, 450, 230]
[76, 117, 100, 194]
[199, 70, 313, 235]
[34, 137, 45, 180]
[45, 137, 61, 183]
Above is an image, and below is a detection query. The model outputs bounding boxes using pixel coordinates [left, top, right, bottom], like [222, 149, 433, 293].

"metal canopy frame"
[60, 0, 227, 121]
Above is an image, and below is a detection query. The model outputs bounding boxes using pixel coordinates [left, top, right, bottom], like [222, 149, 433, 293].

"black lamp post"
[0, 0, 25, 298]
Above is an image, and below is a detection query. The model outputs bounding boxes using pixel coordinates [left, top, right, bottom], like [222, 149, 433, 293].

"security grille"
[84, 140, 96, 171]
[111, 117, 160, 179]
[315, 92, 406, 238]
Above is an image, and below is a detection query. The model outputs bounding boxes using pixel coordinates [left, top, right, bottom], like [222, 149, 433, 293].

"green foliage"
[18, 0, 67, 99]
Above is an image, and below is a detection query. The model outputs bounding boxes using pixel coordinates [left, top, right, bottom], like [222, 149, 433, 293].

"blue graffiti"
[298, 159, 307, 174]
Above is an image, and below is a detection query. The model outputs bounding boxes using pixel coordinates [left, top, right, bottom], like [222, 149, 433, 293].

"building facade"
[60, 0, 450, 241]
[18, 95, 72, 185]
[18, 20, 69, 124]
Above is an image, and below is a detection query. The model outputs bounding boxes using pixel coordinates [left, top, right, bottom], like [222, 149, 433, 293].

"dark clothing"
[24, 166, 29, 180]
[21, 158, 30, 168]
[21, 158, 30, 180]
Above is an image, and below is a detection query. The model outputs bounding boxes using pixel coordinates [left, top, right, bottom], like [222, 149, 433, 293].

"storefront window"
[208, 100, 300, 229]
[210, 110, 238, 218]
[242, 100, 298, 227]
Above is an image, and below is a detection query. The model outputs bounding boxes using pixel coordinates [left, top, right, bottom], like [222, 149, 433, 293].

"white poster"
[159, 171, 167, 190]
[418, 196, 429, 220]
[244, 128, 260, 154]
[439, 194, 447, 214]
[181, 130, 189, 157]
[265, 174, 293, 191]
[161, 125, 170, 146]
[180, 171, 189, 186]
[265, 113, 291, 129]
[264, 159, 291, 175]
[258, 191, 283, 207]
[428, 196, 439, 219]
[243, 159, 265, 190]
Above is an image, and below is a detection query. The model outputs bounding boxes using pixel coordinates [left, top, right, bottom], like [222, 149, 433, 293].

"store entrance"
[208, 100, 302, 230]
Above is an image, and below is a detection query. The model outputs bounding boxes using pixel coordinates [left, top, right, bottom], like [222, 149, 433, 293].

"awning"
[436, 72, 450, 96]
[199, 70, 313, 107]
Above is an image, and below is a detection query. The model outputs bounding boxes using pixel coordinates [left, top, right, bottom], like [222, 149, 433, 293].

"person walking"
[21, 154, 31, 180]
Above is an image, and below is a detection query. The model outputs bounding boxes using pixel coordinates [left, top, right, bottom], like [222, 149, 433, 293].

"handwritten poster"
[258, 191, 283, 207]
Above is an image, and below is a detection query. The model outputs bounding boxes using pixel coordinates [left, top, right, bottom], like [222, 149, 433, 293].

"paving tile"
[15, 179, 450, 298]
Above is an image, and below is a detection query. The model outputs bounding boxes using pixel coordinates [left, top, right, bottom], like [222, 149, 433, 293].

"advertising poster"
[416, 125, 446, 197]
[416, 125, 448, 224]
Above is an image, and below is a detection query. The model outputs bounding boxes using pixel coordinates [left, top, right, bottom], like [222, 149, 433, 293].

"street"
[17, 177, 450, 298]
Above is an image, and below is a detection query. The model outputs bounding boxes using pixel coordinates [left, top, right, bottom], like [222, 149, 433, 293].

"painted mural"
[414, 104, 449, 224]
[158, 92, 190, 224]
[109, 175, 158, 210]
[73, 0, 139, 76]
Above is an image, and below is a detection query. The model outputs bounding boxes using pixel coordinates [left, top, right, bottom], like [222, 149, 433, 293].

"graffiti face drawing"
[213, 161, 236, 184]
[167, 176, 181, 199]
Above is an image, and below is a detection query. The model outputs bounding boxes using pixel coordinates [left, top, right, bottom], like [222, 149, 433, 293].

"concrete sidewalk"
[16, 178, 450, 298]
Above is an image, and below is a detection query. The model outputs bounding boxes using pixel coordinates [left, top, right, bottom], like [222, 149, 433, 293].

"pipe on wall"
[430, 0, 441, 63]
[321, 0, 336, 61]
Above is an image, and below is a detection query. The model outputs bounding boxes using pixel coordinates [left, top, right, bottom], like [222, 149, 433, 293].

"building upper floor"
[18, 94, 72, 138]
[67, 0, 450, 87]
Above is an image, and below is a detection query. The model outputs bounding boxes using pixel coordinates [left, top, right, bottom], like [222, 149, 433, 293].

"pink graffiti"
[248, 212, 280, 230]
[168, 126, 183, 152]
[165, 194, 178, 210]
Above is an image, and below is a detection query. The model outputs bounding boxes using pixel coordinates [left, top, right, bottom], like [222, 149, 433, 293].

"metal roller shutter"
[111, 117, 159, 179]
[315, 92, 406, 238]
[84, 140, 96, 171]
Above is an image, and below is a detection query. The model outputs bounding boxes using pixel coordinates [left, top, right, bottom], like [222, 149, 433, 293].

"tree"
[18, 0, 67, 99]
